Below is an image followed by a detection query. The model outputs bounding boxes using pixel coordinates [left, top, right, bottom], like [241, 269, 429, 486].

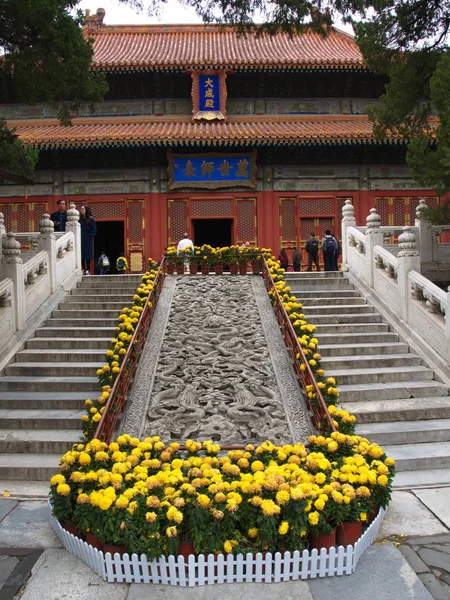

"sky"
[75, 0, 354, 33]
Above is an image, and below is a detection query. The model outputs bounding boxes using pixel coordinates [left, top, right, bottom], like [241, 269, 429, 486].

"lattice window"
[128, 202, 143, 243]
[33, 204, 48, 231]
[191, 199, 233, 216]
[318, 218, 334, 237]
[17, 204, 28, 232]
[90, 203, 124, 219]
[170, 200, 188, 245]
[280, 198, 296, 242]
[0, 204, 13, 231]
[237, 199, 255, 243]
[393, 197, 407, 227]
[374, 197, 389, 226]
[300, 218, 315, 240]
[299, 197, 334, 215]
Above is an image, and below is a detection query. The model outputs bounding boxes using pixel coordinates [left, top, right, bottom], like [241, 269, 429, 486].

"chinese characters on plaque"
[191, 71, 227, 120]
[168, 153, 257, 190]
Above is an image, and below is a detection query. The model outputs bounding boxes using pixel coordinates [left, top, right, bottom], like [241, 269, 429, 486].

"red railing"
[94, 261, 166, 442]
[261, 258, 336, 434]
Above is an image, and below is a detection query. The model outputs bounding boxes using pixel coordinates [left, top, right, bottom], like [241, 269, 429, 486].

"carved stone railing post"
[1, 232, 25, 329]
[38, 213, 57, 293]
[447, 286, 450, 366]
[0, 212, 5, 268]
[398, 226, 420, 322]
[65, 204, 81, 271]
[415, 198, 432, 264]
[365, 208, 384, 288]
[341, 199, 356, 267]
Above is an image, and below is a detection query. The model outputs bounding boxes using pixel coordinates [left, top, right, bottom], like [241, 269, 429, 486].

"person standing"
[50, 198, 67, 232]
[116, 253, 128, 274]
[322, 229, 337, 272]
[98, 251, 110, 275]
[333, 234, 341, 271]
[305, 232, 320, 272]
[278, 248, 289, 270]
[79, 205, 97, 275]
[177, 232, 193, 253]
[292, 247, 301, 272]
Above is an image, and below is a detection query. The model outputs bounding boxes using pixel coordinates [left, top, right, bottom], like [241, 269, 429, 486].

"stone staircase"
[285, 271, 450, 489]
[0, 274, 141, 491]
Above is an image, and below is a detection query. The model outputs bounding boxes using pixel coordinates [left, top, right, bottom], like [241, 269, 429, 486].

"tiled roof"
[88, 24, 365, 71]
[12, 116, 400, 149]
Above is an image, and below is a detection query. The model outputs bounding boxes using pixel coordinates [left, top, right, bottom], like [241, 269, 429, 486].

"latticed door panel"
[0, 204, 14, 231]
[298, 197, 336, 268]
[237, 198, 257, 246]
[29, 202, 48, 231]
[168, 199, 189, 247]
[374, 195, 438, 242]
[127, 199, 145, 273]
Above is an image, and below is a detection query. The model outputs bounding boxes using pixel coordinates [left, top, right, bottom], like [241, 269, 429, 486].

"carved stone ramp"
[121, 275, 313, 445]
[285, 271, 450, 489]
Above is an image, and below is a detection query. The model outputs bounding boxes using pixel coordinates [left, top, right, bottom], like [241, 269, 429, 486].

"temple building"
[0, 8, 438, 271]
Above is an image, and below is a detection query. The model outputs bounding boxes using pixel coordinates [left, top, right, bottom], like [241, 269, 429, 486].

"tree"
[0, 0, 107, 181]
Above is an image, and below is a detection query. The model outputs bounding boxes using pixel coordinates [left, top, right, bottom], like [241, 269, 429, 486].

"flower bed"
[49, 501, 385, 584]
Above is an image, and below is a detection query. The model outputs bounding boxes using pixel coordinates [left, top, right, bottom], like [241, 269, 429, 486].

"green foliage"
[0, 120, 39, 182]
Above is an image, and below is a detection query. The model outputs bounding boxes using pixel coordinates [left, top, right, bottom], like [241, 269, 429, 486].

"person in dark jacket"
[292, 247, 301, 272]
[79, 205, 97, 275]
[305, 232, 320, 272]
[332, 233, 341, 271]
[50, 198, 67, 232]
[321, 229, 337, 272]
[278, 248, 289, 270]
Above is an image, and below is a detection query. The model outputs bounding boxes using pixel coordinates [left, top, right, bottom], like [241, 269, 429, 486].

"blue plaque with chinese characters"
[168, 152, 257, 190]
[198, 75, 221, 112]
[191, 71, 228, 120]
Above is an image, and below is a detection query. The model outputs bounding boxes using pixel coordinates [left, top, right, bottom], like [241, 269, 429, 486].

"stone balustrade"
[0, 205, 81, 361]
[342, 199, 450, 371]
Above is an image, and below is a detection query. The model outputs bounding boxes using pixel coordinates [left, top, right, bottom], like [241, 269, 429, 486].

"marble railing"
[342, 201, 450, 370]
[0, 206, 81, 357]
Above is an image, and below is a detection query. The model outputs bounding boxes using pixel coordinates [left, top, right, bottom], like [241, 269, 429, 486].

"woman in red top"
[278, 248, 289, 270]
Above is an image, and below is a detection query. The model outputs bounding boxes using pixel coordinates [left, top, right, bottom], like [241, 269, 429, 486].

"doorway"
[95, 221, 125, 274]
[192, 218, 233, 247]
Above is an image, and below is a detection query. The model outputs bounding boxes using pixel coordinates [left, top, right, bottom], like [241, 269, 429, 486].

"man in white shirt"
[177, 232, 194, 253]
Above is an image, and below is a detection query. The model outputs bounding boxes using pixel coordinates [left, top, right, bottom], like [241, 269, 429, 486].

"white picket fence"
[49, 502, 385, 586]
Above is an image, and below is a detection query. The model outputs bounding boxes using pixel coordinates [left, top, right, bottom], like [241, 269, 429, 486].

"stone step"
[78, 278, 142, 288]
[70, 289, 134, 299]
[52, 309, 121, 318]
[285, 272, 345, 280]
[0, 429, 80, 454]
[393, 468, 450, 489]
[15, 349, 106, 362]
[320, 353, 421, 371]
[294, 290, 360, 299]
[5, 362, 103, 377]
[44, 318, 118, 328]
[383, 441, 450, 471]
[319, 342, 409, 357]
[0, 453, 61, 480]
[0, 376, 98, 392]
[58, 302, 130, 311]
[0, 480, 51, 498]
[332, 365, 434, 385]
[0, 392, 88, 410]
[314, 323, 390, 334]
[306, 313, 382, 324]
[26, 337, 111, 350]
[35, 327, 114, 338]
[356, 419, 450, 446]
[339, 380, 450, 402]
[347, 397, 450, 423]
[291, 282, 353, 291]
[298, 297, 366, 306]
[0, 409, 82, 429]
[317, 331, 398, 345]
[303, 304, 374, 315]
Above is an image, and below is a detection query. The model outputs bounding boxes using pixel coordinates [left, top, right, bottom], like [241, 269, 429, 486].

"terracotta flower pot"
[189, 263, 198, 275]
[238, 264, 247, 275]
[86, 532, 103, 550]
[176, 264, 184, 275]
[178, 541, 195, 560]
[201, 264, 209, 275]
[229, 264, 238, 275]
[367, 505, 380, 524]
[103, 543, 128, 557]
[62, 523, 80, 538]
[336, 521, 362, 546]
[215, 264, 224, 275]
[251, 263, 260, 275]
[166, 263, 175, 275]
[308, 530, 336, 551]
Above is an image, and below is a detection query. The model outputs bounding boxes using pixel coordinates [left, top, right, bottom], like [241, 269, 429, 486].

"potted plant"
[165, 246, 177, 274]
[237, 246, 249, 274]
